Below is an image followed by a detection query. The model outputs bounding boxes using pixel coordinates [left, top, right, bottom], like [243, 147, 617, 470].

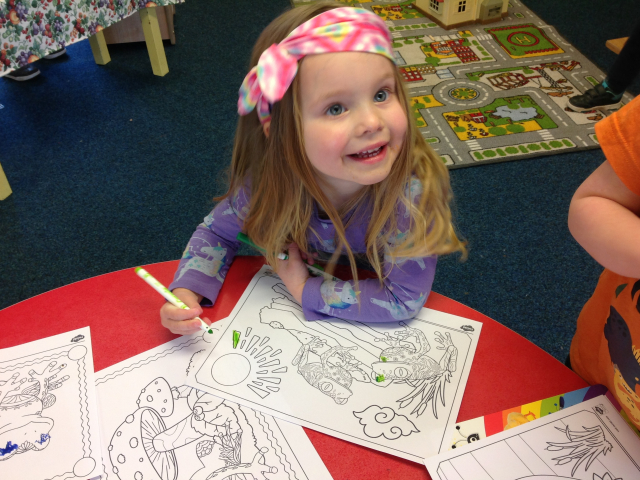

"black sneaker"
[44, 47, 67, 60]
[568, 84, 623, 111]
[4, 63, 40, 81]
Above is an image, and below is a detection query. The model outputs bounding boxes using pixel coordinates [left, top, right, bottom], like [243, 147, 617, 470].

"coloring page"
[0, 327, 103, 480]
[424, 395, 640, 480]
[186, 266, 482, 462]
[94, 320, 333, 480]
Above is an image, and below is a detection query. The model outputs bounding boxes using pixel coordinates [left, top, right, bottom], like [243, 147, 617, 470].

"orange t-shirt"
[570, 95, 640, 430]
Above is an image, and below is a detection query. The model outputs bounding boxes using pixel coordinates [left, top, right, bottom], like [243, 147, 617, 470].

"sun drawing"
[210, 327, 287, 399]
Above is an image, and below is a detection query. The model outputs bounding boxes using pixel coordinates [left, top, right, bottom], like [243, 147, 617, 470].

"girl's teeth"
[354, 147, 382, 158]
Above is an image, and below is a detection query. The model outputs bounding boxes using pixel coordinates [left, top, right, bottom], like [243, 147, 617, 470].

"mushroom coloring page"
[424, 395, 640, 480]
[186, 267, 482, 463]
[0, 327, 103, 480]
[94, 323, 333, 480]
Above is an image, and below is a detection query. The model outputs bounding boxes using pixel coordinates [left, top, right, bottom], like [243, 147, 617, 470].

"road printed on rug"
[292, 0, 630, 168]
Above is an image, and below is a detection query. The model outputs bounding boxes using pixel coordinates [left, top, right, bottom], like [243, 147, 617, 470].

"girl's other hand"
[276, 243, 310, 304]
[160, 288, 210, 335]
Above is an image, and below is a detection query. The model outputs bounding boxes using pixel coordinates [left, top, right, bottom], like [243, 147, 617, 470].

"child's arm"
[298, 252, 436, 323]
[161, 188, 248, 332]
[281, 177, 438, 323]
[568, 159, 640, 277]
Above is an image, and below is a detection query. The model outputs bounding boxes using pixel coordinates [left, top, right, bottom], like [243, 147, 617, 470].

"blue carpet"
[1, 0, 639, 363]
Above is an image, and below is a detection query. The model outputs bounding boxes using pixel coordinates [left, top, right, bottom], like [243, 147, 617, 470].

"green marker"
[236, 232, 328, 277]
[376, 374, 385, 383]
[233, 330, 241, 349]
[135, 267, 212, 333]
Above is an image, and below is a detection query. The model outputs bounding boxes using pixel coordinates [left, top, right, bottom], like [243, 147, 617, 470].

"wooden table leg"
[89, 30, 111, 65]
[0, 162, 12, 200]
[140, 7, 169, 76]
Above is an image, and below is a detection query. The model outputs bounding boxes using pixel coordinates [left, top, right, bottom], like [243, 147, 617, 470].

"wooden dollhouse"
[413, 0, 508, 30]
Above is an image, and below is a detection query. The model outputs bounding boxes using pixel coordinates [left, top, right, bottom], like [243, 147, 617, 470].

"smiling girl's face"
[298, 52, 408, 207]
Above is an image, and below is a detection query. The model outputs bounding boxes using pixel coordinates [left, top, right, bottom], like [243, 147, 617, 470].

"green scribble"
[380, 356, 387, 362]
[376, 374, 385, 383]
[233, 330, 241, 349]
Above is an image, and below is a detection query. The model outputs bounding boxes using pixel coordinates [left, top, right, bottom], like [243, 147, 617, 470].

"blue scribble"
[35, 433, 50, 445]
[0, 441, 19, 456]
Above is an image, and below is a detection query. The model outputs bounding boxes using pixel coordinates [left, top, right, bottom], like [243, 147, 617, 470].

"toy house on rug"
[414, 0, 508, 30]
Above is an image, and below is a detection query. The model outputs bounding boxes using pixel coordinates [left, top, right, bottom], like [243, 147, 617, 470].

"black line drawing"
[212, 354, 252, 386]
[208, 327, 287, 400]
[0, 331, 100, 479]
[515, 474, 622, 480]
[451, 425, 481, 449]
[546, 425, 613, 476]
[255, 281, 465, 418]
[426, 396, 640, 480]
[260, 289, 384, 406]
[260, 288, 459, 417]
[108, 380, 278, 480]
[191, 268, 481, 462]
[0, 363, 66, 461]
[592, 474, 623, 480]
[353, 405, 419, 440]
[372, 326, 458, 418]
[293, 338, 361, 405]
[258, 284, 460, 415]
[98, 332, 328, 480]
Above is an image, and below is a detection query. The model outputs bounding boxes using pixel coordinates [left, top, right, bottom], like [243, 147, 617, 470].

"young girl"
[161, 3, 466, 335]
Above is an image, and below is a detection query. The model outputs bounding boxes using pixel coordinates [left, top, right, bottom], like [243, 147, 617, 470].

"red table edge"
[0, 257, 583, 382]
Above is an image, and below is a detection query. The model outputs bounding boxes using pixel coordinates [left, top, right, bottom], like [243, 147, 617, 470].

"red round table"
[0, 257, 587, 479]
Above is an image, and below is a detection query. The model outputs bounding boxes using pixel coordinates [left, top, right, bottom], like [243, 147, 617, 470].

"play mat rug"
[292, 0, 632, 168]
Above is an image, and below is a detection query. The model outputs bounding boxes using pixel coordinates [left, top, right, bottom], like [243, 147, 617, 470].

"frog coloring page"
[187, 267, 482, 462]
[0, 327, 103, 480]
[424, 395, 640, 480]
[94, 324, 333, 480]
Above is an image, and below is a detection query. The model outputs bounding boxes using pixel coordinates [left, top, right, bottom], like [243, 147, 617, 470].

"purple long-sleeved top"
[169, 178, 437, 323]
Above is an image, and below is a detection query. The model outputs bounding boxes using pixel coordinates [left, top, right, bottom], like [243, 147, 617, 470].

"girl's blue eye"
[327, 104, 345, 116]
[374, 90, 388, 102]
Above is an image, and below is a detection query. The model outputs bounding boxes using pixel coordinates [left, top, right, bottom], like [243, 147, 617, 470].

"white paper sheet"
[0, 327, 103, 480]
[186, 266, 482, 462]
[425, 395, 640, 480]
[95, 319, 333, 480]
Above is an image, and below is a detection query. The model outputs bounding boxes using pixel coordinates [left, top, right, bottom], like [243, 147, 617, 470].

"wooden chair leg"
[89, 30, 111, 65]
[140, 7, 169, 76]
[0, 162, 13, 200]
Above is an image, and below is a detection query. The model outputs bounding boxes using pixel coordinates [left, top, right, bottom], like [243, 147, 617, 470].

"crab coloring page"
[94, 323, 333, 480]
[186, 267, 482, 462]
[0, 327, 103, 480]
[424, 395, 640, 480]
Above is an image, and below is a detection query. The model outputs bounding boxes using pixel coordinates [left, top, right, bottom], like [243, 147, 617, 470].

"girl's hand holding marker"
[135, 267, 213, 336]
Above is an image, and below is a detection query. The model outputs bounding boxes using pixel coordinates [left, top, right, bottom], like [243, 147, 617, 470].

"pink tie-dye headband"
[238, 7, 395, 124]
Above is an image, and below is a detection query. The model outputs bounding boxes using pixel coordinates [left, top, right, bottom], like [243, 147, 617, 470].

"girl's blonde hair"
[217, 2, 466, 286]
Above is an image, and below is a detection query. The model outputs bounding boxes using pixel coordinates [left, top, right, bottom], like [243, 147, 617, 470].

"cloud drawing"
[353, 405, 419, 440]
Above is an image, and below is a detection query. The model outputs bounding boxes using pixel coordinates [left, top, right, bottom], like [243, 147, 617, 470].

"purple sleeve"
[168, 188, 249, 306]
[301, 255, 436, 323]
[301, 176, 437, 323]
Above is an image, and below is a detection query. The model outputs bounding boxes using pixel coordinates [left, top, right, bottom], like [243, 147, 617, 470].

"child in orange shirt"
[568, 95, 640, 430]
